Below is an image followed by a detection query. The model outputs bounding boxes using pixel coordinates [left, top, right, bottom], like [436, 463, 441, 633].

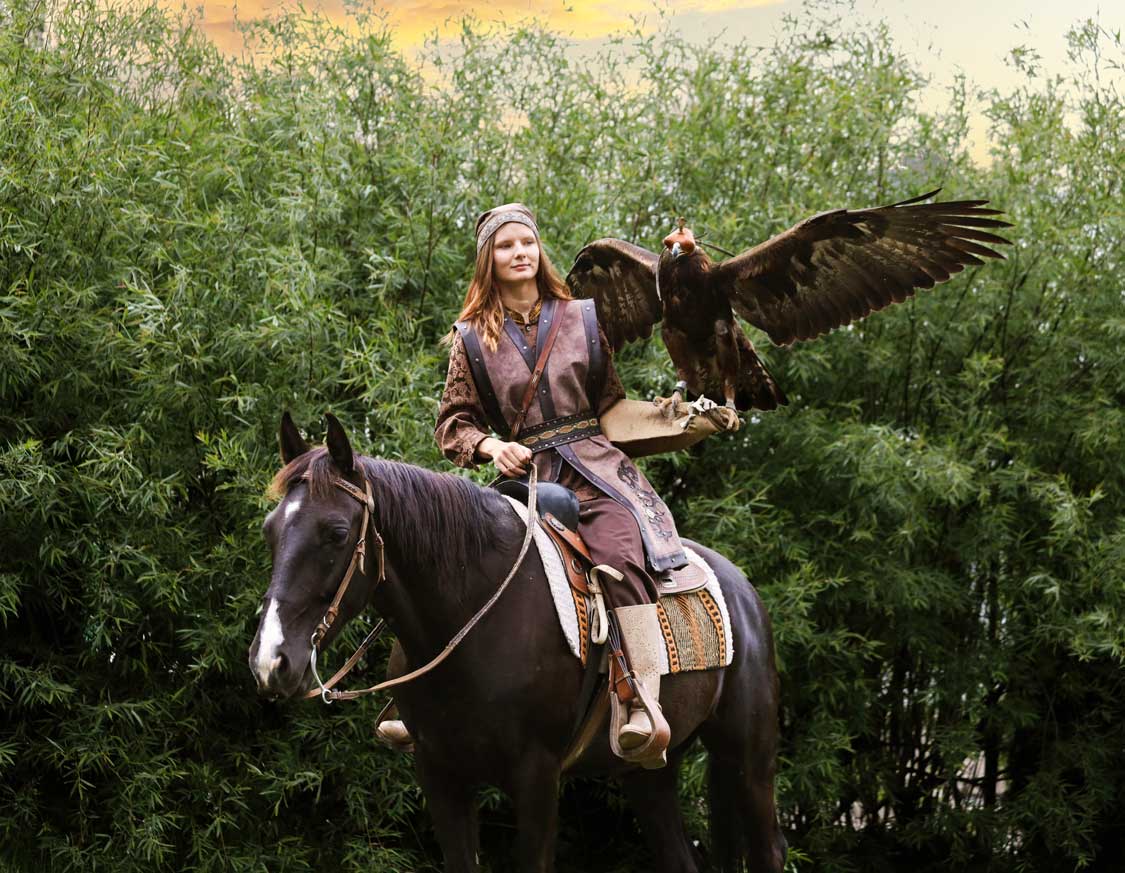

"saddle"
[487, 481, 733, 771]
[494, 480, 708, 597]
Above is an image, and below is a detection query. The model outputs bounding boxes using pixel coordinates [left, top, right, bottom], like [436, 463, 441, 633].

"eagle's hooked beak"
[663, 222, 695, 259]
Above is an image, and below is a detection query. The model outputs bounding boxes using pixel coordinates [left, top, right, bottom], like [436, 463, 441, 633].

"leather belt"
[518, 411, 601, 452]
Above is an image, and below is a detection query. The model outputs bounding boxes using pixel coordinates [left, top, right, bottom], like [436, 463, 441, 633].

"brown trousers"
[576, 496, 658, 608]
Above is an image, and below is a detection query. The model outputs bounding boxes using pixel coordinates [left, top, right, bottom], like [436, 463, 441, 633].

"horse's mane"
[268, 447, 507, 581]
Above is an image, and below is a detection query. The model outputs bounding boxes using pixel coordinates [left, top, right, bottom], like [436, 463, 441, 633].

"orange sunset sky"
[175, 0, 1121, 161]
[186, 0, 1121, 70]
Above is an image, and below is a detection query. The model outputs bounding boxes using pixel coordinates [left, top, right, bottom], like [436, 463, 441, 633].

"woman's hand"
[478, 437, 533, 478]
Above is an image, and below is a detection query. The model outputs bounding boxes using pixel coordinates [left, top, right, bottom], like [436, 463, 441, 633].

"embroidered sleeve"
[435, 333, 491, 468]
[596, 326, 627, 416]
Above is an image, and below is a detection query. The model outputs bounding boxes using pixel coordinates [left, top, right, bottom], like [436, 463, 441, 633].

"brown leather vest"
[455, 297, 687, 572]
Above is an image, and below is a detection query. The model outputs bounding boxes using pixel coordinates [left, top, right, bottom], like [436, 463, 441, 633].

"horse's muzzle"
[250, 643, 313, 700]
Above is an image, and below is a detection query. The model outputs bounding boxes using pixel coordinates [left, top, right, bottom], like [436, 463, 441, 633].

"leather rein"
[303, 464, 538, 703]
[303, 301, 560, 703]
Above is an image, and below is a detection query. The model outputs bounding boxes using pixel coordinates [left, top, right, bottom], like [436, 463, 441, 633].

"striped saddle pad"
[503, 497, 733, 673]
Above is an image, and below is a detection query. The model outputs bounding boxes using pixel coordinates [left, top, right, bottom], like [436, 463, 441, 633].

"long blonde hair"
[444, 232, 572, 352]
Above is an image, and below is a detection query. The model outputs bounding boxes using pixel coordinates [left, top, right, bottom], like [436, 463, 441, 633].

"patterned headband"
[475, 208, 539, 253]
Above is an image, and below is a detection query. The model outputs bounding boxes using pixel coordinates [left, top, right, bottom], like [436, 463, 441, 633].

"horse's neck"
[368, 471, 520, 663]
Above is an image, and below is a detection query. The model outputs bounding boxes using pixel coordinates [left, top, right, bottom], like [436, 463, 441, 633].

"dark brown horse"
[249, 412, 785, 873]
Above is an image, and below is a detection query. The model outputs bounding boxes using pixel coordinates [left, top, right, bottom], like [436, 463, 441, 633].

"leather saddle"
[495, 478, 580, 530]
[494, 479, 707, 597]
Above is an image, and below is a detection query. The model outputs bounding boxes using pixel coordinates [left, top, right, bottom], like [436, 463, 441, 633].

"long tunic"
[435, 296, 688, 604]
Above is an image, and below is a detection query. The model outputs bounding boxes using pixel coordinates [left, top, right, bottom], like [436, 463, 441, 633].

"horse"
[249, 412, 786, 873]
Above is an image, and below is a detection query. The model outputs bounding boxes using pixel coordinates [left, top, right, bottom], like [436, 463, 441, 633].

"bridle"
[299, 465, 538, 703]
[300, 471, 385, 702]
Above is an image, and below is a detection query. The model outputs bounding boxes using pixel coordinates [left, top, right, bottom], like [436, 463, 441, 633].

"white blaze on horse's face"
[252, 488, 317, 697]
[255, 597, 286, 688]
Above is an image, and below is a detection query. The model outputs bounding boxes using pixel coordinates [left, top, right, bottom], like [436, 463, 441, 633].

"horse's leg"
[508, 748, 562, 873]
[620, 750, 702, 873]
[701, 737, 785, 873]
[700, 672, 786, 872]
[415, 754, 480, 873]
[702, 737, 786, 873]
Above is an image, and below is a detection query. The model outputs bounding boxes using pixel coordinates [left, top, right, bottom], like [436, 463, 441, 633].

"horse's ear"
[279, 411, 310, 465]
[324, 412, 354, 474]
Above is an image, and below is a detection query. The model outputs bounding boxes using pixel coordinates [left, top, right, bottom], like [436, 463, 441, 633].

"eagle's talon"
[653, 390, 683, 422]
[718, 405, 742, 432]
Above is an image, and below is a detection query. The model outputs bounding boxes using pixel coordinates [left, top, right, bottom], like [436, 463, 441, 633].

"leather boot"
[620, 680, 660, 750]
[613, 603, 670, 766]
[375, 719, 415, 753]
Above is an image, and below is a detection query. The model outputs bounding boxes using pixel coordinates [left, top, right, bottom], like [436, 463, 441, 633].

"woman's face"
[491, 222, 540, 286]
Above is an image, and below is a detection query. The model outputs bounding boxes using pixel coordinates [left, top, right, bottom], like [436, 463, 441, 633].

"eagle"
[566, 190, 1012, 416]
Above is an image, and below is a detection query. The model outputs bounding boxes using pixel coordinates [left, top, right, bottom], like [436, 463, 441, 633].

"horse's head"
[249, 412, 381, 699]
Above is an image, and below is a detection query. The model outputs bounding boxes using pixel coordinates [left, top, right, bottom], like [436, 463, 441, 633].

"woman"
[385, 203, 688, 763]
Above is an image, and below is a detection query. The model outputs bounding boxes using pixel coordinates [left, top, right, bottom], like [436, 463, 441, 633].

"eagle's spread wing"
[714, 190, 1012, 346]
[566, 239, 661, 351]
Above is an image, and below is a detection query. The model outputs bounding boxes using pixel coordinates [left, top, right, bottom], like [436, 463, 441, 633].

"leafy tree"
[1, 1, 1121, 870]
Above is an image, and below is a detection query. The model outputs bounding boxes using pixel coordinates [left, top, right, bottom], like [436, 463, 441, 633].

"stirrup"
[618, 702, 653, 751]
[608, 604, 671, 768]
[375, 719, 415, 753]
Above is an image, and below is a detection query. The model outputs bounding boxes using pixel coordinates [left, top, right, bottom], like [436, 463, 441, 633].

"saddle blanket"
[504, 497, 734, 673]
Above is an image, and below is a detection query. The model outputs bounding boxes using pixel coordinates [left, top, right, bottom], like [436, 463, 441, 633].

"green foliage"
[1, 0, 1122, 870]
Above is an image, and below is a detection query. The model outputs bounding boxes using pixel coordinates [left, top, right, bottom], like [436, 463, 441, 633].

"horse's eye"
[328, 527, 350, 544]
